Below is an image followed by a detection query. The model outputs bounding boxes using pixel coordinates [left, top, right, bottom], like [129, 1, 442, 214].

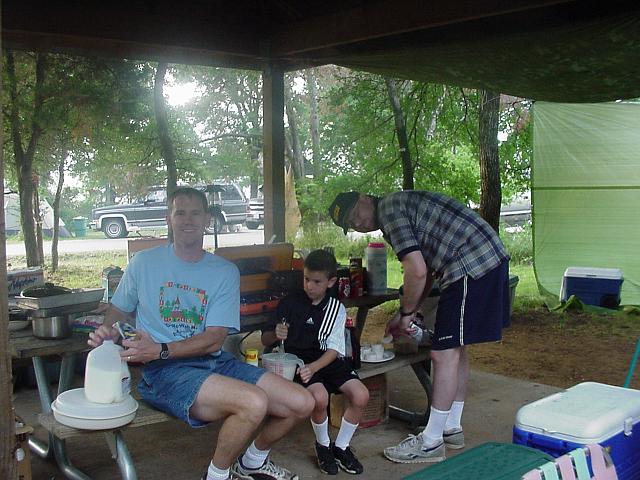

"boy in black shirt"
[262, 250, 369, 475]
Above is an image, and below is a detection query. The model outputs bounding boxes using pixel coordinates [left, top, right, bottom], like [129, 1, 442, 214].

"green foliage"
[500, 223, 533, 265]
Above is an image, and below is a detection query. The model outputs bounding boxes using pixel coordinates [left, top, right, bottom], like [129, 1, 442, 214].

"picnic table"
[10, 288, 432, 479]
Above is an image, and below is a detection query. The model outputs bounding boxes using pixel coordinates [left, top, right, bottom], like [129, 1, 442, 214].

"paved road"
[5, 229, 265, 257]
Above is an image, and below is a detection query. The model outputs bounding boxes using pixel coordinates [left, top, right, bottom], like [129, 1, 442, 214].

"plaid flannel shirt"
[377, 191, 509, 288]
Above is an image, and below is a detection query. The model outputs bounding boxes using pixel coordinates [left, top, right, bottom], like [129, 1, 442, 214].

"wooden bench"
[38, 401, 172, 480]
[359, 348, 433, 429]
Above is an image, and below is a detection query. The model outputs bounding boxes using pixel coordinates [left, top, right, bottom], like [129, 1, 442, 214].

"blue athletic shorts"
[137, 350, 266, 427]
[431, 259, 510, 350]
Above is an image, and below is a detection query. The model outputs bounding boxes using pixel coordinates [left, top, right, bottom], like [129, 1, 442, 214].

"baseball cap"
[328, 191, 360, 234]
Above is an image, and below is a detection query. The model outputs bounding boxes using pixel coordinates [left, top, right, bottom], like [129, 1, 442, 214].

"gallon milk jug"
[366, 242, 387, 295]
[84, 340, 131, 403]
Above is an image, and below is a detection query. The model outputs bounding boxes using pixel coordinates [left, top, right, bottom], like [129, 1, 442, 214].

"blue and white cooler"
[513, 382, 640, 480]
[560, 267, 624, 308]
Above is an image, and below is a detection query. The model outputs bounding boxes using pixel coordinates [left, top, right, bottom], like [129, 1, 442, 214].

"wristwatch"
[159, 343, 170, 360]
[399, 308, 415, 317]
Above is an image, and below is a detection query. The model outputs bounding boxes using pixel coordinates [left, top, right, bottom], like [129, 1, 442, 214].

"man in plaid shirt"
[329, 190, 510, 464]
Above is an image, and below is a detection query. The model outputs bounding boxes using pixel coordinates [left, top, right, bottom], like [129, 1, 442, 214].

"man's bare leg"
[190, 374, 268, 468]
[252, 371, 314, 449]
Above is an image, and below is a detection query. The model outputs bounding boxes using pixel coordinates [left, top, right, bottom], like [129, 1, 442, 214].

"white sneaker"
[383, 435, 446, 464]
[443, 428, 465, 449]
[232, 458, 298, 480]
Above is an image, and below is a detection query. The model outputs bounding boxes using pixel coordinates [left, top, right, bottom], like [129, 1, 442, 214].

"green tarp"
[533, 102, 640, 306]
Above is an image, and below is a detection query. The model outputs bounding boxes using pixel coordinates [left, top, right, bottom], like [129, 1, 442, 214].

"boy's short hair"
[168, 186, 208, 213]
[304, 249, 338, 279]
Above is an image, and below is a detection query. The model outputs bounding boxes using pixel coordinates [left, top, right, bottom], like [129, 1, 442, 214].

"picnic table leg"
[105, 431, 138, 480]
[31, 353, 94, 479]
[354, 307, 369, 339]
[30, 353, 76, 459]
[388, 354, 433, 430]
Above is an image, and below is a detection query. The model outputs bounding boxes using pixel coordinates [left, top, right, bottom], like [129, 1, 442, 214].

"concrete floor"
[14, 367, 561, 480]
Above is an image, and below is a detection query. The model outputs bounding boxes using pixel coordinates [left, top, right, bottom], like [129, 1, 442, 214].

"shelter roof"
[4, 0, 640, 101]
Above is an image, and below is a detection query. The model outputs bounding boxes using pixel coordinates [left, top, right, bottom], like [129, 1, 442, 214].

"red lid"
[368, 242, 385, 248]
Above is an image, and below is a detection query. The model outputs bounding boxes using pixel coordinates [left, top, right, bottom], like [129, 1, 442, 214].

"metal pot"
[31, 315, 72, 339]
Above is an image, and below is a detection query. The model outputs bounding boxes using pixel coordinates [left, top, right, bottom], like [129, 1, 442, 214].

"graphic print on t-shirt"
[158, 281, 208, 338]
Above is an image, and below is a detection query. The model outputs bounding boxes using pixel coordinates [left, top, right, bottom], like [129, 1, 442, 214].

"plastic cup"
[372, 344, 384, 360]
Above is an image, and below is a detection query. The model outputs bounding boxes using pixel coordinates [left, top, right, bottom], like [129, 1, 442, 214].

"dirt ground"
[359, 306, 640, 389]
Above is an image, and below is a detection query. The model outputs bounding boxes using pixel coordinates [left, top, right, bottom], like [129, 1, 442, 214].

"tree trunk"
[6, 51, 46, 266]
[284, 86, 304, 179]
[33, 182, 44, 265]
[1, 41, 19, 480]
[478, 90, 502, 233]
[385, 77, 414, 190]
[306, 69, 322, 179]
[154, 62, 177, 241]
[51, 157, 65, 271]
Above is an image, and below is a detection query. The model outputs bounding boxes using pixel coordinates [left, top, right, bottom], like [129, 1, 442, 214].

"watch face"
[160, 344, 169, 360]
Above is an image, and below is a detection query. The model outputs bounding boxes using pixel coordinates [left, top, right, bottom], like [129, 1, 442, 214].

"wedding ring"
[127, 356, 132, 362]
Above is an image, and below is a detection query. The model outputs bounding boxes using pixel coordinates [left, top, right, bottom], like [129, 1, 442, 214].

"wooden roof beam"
[269, 0, 578, 56]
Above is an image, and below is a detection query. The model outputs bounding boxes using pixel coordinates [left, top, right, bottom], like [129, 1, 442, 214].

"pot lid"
[52, 388, 138, 420]
[21, 282, 72, 298]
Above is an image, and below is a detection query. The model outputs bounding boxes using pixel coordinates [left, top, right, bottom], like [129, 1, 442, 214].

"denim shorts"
[137, 350, 266, 427]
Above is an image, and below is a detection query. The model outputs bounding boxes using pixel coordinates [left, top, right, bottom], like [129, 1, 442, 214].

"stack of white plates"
[52, 388, 138, 430]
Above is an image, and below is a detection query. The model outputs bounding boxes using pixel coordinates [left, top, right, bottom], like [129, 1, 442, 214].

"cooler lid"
[515, 382, 640, 443]
[563, 267, 623, 280]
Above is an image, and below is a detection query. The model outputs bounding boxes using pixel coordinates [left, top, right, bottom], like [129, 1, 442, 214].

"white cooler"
[513, 382, 640, 480]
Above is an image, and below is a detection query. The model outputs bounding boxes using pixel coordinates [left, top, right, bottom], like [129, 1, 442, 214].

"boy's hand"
[275, 322, 289, 340]
[298, 363, 316, 384]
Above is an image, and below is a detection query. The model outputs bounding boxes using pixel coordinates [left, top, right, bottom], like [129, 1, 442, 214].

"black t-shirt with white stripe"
[266, 291, 346, 363]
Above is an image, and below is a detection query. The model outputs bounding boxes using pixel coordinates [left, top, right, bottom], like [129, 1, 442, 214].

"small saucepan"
[32, 315, 72, 339]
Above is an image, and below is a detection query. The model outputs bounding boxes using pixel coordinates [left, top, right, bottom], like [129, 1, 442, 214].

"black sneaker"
[332, 444, 364, 475]
[315, 442, 338, 475]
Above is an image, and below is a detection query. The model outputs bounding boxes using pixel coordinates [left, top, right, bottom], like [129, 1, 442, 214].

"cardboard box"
[513, 382, 640, 480]
[330, 373, 388, 429]
[127, 237, 168, 261]
[7, 267, 44, 296]
[15, 417, 33, 480]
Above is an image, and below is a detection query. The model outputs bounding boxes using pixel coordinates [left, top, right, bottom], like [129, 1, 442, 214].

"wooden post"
[262, 64, 285, 244]
[0, 8, 19, 479]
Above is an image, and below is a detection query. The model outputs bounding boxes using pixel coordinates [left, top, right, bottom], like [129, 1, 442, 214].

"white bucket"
[262, 353, 304, 381]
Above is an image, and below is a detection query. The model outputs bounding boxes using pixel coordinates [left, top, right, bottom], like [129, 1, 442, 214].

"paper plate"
[361, 350, 395, 364]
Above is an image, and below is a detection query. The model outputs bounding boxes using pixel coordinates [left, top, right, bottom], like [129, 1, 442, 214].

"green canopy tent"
[532, 102, 640, 306]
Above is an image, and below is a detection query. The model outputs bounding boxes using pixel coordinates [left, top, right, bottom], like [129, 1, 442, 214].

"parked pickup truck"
[90, 183, 249, 238]
[245, 197, 264, 230]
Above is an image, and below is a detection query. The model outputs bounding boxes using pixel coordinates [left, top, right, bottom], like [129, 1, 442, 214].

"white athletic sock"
[444, 401, 465, 431]
[241, 441, 270, 470]
[421, 407, 450, 447]
[206, 462, 229, 480]
[334, 417, 359, 450]
[312, 418, 331, 447]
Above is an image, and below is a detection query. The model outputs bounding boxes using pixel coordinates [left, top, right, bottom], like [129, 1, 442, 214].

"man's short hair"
[168, 186, 208, 212]
[304, 249, 338, 279]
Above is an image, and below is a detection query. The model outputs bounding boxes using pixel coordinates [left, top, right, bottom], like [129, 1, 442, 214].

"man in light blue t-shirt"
[89, 187, 313, 480]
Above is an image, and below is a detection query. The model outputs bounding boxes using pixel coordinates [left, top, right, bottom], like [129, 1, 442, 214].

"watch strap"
[399, 308, 414, 317]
